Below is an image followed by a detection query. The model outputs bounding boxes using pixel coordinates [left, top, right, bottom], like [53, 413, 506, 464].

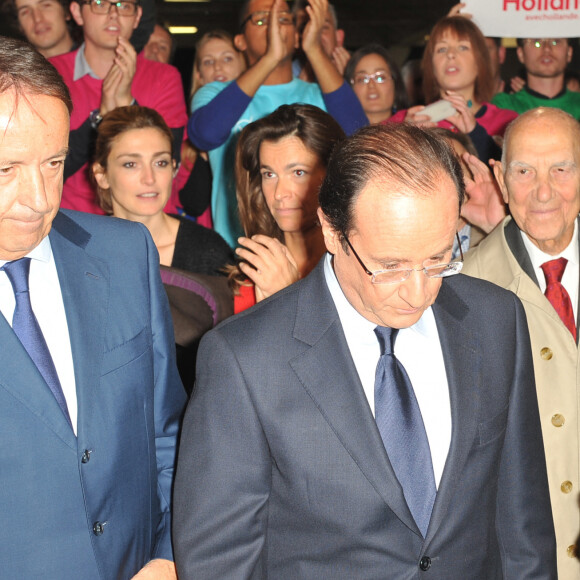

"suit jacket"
[0, 211, 186, 579]
[174, 258, 556, 579]
[463, 216, 580, 579]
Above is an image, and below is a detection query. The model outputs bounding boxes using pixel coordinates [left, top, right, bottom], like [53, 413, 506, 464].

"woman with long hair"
[344, 43, 409, 124]
[91, 105, 232, 275]
[232, 103, 345, 312]
[390, 16, 517, 161]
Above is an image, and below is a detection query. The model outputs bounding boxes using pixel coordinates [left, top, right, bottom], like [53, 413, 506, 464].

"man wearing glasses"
[188, 0, 366, 247]
[493, 37, 580, 118]
[49, 0, 187, 214]
[173, 123, 556, 578]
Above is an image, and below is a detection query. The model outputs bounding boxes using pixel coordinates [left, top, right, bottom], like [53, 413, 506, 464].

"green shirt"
[492, 87, 580, 120]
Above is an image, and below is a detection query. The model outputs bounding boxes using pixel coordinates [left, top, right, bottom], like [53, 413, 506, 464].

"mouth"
[445, 66, 460, 74]
[137, 192, 160, 199]
[214, 74, 227, 82]
[104, 24, 121, 33]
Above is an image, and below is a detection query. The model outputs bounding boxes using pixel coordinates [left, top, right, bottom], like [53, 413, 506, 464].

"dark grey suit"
[173, 259, 556, 579]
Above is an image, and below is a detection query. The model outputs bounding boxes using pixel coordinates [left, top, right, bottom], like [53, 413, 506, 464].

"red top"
[234, 283, 257, 314]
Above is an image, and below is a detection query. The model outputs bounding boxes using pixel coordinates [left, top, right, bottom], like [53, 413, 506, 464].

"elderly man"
[463, 106, 580, 579]
[0, 37, 185, 579]
[173, 123, 556, 579]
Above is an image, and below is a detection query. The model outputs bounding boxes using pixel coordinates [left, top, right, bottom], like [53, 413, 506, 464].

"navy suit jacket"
[174, 258, 556, 579]
[0, 211, 186, 579]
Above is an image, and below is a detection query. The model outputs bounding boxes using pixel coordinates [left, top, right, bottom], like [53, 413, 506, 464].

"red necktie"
[541, 258, 577, 340]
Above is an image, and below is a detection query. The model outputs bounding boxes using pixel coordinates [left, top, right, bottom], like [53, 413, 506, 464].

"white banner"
[463, 0, 580, 38]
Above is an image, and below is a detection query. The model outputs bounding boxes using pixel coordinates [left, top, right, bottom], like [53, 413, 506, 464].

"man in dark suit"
[0, 37, 185, 579]
[173, 123, 556, 578]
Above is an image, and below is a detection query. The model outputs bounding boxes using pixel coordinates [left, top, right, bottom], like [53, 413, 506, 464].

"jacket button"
[93, 521, 105, 536]
[540, 347, 553, 360]
[81, 449, 92, 463]
[419, 556, 431, 571]
[551, 414, 565, 427]
[561, 481, 573, 494]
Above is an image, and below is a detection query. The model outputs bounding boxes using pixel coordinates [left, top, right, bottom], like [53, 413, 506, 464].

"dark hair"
[235, 104, 345, 241]
[319, 123, 464, 245]
[422, 16, 494, 104]
[0, 35, 72, 113]
[429, 127, 477, 157]
[92, 105, 174, 214]
[344, 43, 409, 113]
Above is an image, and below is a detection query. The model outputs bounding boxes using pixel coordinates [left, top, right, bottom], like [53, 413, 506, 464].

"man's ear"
[567, 44, 573, 64]
[318, 207, 339, 255]
[335, 29, 345, 48]
[132, 5, 142, 31]
[234, 33, 247, 53]
[493, 161, 509, 205]
[498, 45, 506, 65]
[69, 1, 84, 27]
[92, 163, 110, 190]
[516, 46, 524, 65]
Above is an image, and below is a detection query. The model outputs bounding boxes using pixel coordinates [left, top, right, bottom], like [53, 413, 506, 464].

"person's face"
[15, 0, 71, 54]
[484, 37, 505, 80]
[432, 31, 478, 94]
[351, 54, 395, 122]
[319, 10, 338, 57]
[517, 38, 572, 80]
[70, 0, 142, 51]
[496, 114, 580, 255]
[196, 37, 245, 85]
[143, 24, 172, 64]
[259, 136, 326, 235]
[320, 172, 459, 328]
[92, 127, 175, 220]
[0, 91, 68, 261]
[234, 0, 297, 66]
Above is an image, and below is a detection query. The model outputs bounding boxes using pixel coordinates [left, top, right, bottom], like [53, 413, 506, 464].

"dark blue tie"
[3, 258, 72, 427]
[374, 325, 436, 537]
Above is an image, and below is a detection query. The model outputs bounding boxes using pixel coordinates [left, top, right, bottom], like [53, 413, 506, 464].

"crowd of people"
[2, 0, 580, 576]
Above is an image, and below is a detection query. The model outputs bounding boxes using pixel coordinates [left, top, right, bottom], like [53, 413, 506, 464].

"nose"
[32, 7, 44, 23]
[536, 175, 553, 203]
[398, 268, 428, 309]
[274, 178, 292, 201]
[21, 168, 51, 214]
[141, 164, 155, 185]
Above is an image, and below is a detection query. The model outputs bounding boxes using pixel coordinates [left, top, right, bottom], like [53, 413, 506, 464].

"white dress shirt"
[521, 220, 579, 321]
[0, 237, 78, 433]
[324, 254, 451, 487]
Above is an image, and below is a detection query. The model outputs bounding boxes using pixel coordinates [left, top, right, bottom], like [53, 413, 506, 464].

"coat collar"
[289, 260, 481, 541]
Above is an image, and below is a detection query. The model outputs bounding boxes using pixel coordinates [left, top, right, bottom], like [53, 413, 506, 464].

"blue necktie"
[374, 325, 436, 537]
[3, 258, 72, 427]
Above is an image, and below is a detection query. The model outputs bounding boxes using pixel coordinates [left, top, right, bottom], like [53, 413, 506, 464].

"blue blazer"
[0, 211, 186, 579]
[174, 258, 556, 579]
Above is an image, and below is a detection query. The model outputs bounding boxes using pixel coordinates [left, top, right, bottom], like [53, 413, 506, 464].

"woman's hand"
[460, 154, 507, 233]
[236, 235, 300, 302]
[404, 105, 437, 128]
[443, 91, 477, 133]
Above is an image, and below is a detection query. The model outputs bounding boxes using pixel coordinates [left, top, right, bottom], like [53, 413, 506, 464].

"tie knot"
[541, 257, 568, 284]
[374, 325, 399, 355]
[2, 258, 32, 294]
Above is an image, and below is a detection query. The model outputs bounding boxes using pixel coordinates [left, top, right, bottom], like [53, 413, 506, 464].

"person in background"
[188, 0, 367, 247]
[344, 43, 409, 124]
[390, 16, 517, 162]
[463, 107, 580, 579]
[493, 38, 580, 119]
[92, 106, 232, 276]
[143, 23, 174, 64]
[231, 103, 345, 312]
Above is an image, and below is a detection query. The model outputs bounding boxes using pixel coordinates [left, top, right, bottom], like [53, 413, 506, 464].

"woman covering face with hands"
[231, 104, 345, 312]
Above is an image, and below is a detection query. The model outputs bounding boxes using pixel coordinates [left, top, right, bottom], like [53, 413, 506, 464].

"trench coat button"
[419, 556, 431, 571]
[561, 481, 573, 494]
[540, 347, 553, 360]
[93, 522, 105, 536]
[551, 414, 565, 427]
[567, 545, 577, 558]
[81, 449, 91, 463]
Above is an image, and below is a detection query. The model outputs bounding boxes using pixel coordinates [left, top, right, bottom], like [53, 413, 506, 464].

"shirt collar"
[0, 236, 53, 269]
[521, 218, 579, 270]
[74, 43, 100, 81]
[524, 85, 567, 101]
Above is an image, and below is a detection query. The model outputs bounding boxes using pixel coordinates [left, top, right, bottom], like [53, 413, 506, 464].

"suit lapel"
[427, 279, 480, 540]
[50, 212, 109, 439]
[289, 261, 421, 536]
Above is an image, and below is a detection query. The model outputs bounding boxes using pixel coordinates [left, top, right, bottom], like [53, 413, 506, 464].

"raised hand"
[404, 104, 437, 128]
[443, 91, 477, 133]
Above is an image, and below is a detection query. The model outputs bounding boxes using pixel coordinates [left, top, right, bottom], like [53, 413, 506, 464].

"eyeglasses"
[80, 0, 139, 15]
[350, 71, 393, 86]
[240, 10, 294, 29]
[523, 38, 566, 49]
[342, 232, 464, 285]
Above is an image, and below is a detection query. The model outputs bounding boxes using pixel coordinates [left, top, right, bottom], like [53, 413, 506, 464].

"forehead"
[15, 0, 63, 9]
[355, 53, 389, 72]
[247, 0, 288, 14]
[200, 37, 234, 56]
[151, 25, 171, 42]
[110, 126, 171, 152]
[434, 29, 470, 44]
